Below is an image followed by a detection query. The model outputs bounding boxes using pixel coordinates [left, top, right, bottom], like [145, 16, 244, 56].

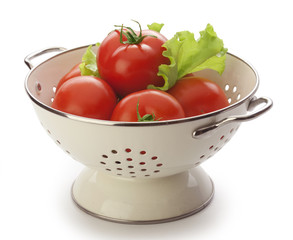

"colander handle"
[192, 96, 273, 139]
[24, 47, 67, 69]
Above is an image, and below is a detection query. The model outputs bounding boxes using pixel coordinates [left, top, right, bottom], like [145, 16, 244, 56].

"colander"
[24, 45, 272, 224]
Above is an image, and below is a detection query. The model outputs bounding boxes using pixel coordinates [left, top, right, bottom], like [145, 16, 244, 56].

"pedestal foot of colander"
[71, 166, 214, 224]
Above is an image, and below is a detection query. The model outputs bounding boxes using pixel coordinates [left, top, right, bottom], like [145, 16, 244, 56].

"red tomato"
[55, 63, 81, 93]
[168, 77, 229, 117]
[111, 89, 185, 122]
[51, 76, 117, 120]
[97, 29, 169, 97]
[141, 29, 168, 42]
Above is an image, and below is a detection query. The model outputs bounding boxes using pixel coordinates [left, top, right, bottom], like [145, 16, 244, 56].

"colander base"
[71, 166, 214, 224]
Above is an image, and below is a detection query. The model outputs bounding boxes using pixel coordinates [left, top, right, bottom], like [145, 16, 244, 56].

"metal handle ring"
[24, 47, 67, 70]
[192, 96, 273, 139]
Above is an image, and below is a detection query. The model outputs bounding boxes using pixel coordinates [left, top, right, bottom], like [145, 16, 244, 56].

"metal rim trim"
[24, 45, 259, 127]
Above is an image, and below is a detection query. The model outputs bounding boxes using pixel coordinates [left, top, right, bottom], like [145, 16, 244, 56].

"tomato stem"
[136, 100, 156, 122]
[115, 20, 157, 45]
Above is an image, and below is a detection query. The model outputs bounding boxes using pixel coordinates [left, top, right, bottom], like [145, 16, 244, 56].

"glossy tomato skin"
[111, 89, 185, 122]
[141, 29, 168, 42]
[55, 63, 81, 93]
[168, 77, 229, 117]
[51, 76, 117, 120]
[97, 30, 169, 97]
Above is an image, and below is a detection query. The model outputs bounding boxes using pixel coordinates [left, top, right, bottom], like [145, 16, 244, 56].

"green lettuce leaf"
[149, 36, 182, 91]
[79, 43, 100, 77]
[148, 24, 227, 91]
[147, 22, 164, 33]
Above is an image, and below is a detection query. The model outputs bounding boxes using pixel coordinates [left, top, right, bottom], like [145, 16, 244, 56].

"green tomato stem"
[115, 20, 157, 45]
[136, 100, 156, 122]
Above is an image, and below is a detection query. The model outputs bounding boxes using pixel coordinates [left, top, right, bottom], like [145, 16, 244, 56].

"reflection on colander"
[24, 46, 272, 224]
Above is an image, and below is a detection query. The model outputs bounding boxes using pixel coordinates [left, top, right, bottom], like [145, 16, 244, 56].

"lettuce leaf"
[79, 43, 100, 77]
[148, 24, 227, 91]
[147, 22, 164, 33]
[149, 36, 182, 91]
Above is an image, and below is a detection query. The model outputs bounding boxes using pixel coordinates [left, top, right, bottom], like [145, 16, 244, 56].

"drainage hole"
[125, 148, 132, 153]
[36, 82, 42, 92]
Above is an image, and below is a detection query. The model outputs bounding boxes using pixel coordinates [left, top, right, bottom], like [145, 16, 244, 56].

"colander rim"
[24, 46, 259, 127]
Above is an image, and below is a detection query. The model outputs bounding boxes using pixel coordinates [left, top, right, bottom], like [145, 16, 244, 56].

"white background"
[1, 0, 291, 239]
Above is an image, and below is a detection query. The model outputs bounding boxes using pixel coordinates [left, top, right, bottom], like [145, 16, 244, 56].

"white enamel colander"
[24, 45, 272, 224]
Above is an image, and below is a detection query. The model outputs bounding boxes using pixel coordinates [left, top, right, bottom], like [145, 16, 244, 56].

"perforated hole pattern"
[98, 148, 163, 178]
[36, 74, 242, 178]
[42, 121, 239, 178]
[198, 126, 239, 163]
[224, 84, 241, 104]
